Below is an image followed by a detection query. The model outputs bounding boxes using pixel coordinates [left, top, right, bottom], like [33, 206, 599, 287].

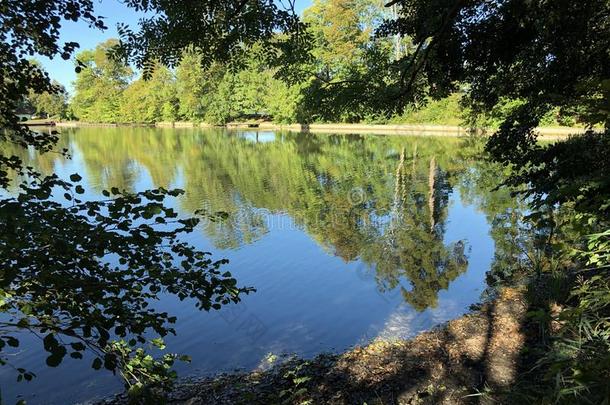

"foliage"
[96, 44, 295, 124]
[378, 0, 609, 130]
[107, 338, 191, 400]
[0, 167, 252, 396]
[498, 131, 610, 217]
[294, 0, 406, 122]
[232, 51, 273, 116]
[519, 229, 610, 405]
[303, 0, 381, 79]
[279, 361, 313, 403]
[203, 73, 238, 125]
[27, 79, 69, 119]
[390, 93, 463, 125]
[67, 1, 593, 127]
[66, 1, 414, 125]
[120, 64, 178, 123]
[174, 49, 209, 122]
[265, 79, 303, 123]
[116, 0, 310, 79]
[71, 39, 133, 123]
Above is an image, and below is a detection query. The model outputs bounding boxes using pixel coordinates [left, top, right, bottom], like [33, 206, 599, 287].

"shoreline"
[52, 121, 592, 138]
[100, 287, 528, 405]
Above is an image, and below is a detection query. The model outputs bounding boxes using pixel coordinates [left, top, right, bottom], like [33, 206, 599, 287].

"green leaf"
[150, 338, 166, 350]
[69, 174, 82, 182]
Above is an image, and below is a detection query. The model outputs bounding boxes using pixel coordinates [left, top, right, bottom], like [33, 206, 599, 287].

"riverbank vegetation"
[2, 0, 609, 404]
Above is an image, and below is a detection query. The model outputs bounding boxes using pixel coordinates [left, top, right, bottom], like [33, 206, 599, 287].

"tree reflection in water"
[12, 128, 530, 312]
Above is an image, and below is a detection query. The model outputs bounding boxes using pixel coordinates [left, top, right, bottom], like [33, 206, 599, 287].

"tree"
[204, 72, 238, 125]
[303, 0, 382, 79]
[175, 49, 208, 121]
[28, 81, 68, 119]
[120, 64, 178, 123]
[117, 0, 308, 77]
[296, 0, 402, 122]
[71, 39, 133, 122]
[376, 0, 609, 154]
[234, 66, 272, 117]
[87, 39, 304, 125]
[265, 79, 303, 123]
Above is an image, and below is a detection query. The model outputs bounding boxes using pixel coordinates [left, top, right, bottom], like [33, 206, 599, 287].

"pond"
[1, 128, 528, 404]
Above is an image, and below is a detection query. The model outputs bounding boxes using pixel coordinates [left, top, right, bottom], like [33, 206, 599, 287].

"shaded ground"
[115, 287, 528, 405]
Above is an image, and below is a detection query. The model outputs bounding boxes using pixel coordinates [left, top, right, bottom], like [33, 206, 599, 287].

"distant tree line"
[65, 0, 396, 125]
[42, 0, 581, 127]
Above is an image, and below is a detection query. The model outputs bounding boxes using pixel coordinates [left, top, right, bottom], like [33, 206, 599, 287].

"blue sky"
[40, 0, 312, 92]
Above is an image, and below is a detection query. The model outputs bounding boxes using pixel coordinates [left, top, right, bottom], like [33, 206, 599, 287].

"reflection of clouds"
[429, 298, 460, 324]
[238, 131, 277, 143]
[373, 305, 417, 341]
[250, 322, 316, 370]
[367, 298, 462, 343]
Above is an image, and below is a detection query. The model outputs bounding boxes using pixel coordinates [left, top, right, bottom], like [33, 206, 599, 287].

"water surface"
[1, 128, 527, 404]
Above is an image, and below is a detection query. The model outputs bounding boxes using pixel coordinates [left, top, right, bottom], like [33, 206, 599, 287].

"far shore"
[49, 120, 594, 138]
